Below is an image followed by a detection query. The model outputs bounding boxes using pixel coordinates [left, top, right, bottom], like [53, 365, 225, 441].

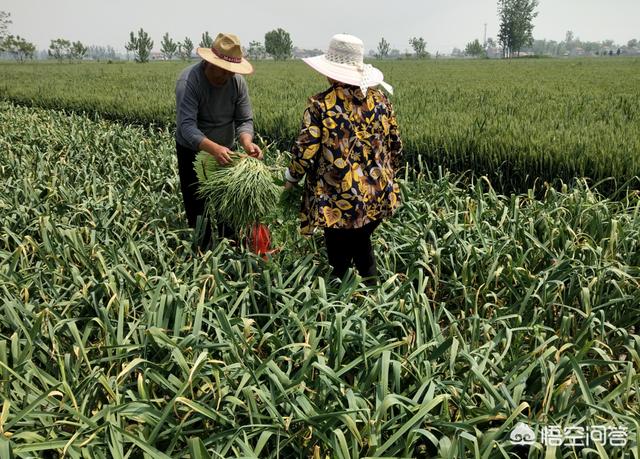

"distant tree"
[48, 38, 71, 61]
[247, 40, 266, 60]
[465, 39, 485, 57]
[70, 41, 87, 60]
[565, 30, 575, 51]
[409, 36, 428, 58]
[486, 37, 497, 49]
[0, 11, 11, 41]
[126, 28, 153, 63]
[532, 39, 549, 55]
[160, 32, 177, 60]
[376, 37, 390, 59]
[627, 39, 638, 49]
[497, 0, 539, 58]
[199, 31, 213, 48]
[265, 28, 293, 60]
[547, 40, 561, 56]
[3, 35, 35, 62]
[582, 41, 600, 55]
[178, 37, 194, 60]
[451, 47, 463, 57]
[125, 33, 135, 60]
[87, 45, 117, 61]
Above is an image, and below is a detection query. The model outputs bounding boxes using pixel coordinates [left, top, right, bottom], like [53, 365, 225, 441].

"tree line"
[530, 32, 639, 57]
[124, 28, 294, 63]
[2, 7, 639, 64]
[0, 11, 35, 62]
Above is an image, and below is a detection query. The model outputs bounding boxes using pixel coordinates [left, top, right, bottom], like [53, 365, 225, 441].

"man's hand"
[199, 138, 233, 165]
[211, 144, 233, 165]
[284, 180, 296, 190]
[244, 142, 263, 160]
[239, 133, 263, 160]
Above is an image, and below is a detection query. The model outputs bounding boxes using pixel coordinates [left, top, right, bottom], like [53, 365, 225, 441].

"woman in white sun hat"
[285, 34, 403, 284]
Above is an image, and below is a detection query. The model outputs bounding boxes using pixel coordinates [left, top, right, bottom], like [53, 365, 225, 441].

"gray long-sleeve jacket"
[175, 61, 254, 151]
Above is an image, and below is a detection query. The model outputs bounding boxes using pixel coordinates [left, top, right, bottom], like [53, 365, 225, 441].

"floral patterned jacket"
[286, 82, 403, 234]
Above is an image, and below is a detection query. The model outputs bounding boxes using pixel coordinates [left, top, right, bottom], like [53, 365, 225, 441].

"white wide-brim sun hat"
[302, 34, 393, 95]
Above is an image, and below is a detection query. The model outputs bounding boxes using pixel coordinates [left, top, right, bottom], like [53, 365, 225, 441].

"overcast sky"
[3, 0, 639, 54]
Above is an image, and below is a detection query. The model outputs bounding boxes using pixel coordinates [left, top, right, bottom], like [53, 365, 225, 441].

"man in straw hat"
[284, 34, 403, 284]
[175, 32, 261, 249]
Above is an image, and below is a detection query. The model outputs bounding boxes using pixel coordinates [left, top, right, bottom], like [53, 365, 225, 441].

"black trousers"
[323, 220, 381, 282]
[176, 142, 235, 249]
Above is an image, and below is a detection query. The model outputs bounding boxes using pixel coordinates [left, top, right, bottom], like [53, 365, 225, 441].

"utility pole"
[483, 23, 487, 48]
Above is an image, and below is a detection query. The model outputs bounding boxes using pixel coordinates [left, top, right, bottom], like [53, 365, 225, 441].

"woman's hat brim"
[196, 47, 254, 74]
[302, 55, 385, 88]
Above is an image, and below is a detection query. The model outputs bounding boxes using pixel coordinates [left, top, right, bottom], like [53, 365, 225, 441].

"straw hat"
[302, 34, 393, 95]
[196, 33, 253, 75]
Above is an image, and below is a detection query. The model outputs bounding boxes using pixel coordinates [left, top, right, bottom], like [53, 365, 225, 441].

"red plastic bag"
[248, 223, 271, 258]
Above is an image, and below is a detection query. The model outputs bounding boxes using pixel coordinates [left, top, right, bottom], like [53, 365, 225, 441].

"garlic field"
[0, 57, 639, 458]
